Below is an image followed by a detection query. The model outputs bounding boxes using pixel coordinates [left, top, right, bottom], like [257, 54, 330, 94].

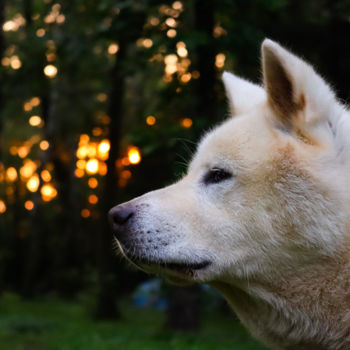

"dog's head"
[109, 40, 350, 286]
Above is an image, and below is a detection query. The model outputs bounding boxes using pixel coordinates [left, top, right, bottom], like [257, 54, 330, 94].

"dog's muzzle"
[108, 203, 135, 239]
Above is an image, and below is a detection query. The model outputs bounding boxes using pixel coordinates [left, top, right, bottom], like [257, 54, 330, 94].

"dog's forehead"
[189, 112, 275, 172]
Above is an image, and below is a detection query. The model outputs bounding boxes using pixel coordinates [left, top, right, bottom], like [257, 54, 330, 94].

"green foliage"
[1, 0, 350, 335]
[0, 293, 267, 350]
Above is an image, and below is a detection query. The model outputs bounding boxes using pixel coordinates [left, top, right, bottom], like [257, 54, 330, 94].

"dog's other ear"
[262, 39, 339, 130]
[222, 72, 265, 116]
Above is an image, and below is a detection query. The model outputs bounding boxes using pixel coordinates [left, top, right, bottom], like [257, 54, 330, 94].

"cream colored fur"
[112, 39, 350, 349]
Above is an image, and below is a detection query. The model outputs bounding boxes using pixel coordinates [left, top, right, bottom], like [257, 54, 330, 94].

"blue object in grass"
[133, 278, 168, 310]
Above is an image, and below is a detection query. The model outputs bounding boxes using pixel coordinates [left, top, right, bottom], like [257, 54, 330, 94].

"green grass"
[0, 292, 268, 350]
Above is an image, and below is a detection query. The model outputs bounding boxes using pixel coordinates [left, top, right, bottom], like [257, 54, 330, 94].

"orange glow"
[46, 53, 56, 62]
[99, 162, 107, 176]
[41, 170, 52, 182]
[176, 42, 187, 57]
[20, 160, 37, 179]
[165, 64, 177, 75]
[97, 94, 107, 104]
[31, 97, 41, 106]
[36, 28, 45, 37]
[192, 70, 200, 79]
[215, 53, 226, 69]
[100, 115, 111, 124]
[180, 72, 191, 83]
[164, 54, 178, 65]
[1, 57, 10, 66]
[24, 102, 33, 111]
[88, 177, 98, 189]
[29, 115, 42, 126]
[79, 134, 90, 144]
[81, 208, 90, 218]
[128, 147, 141, 165]
[18, 146, 29, 158]
[115, 159, 123, 168]
[74, 168, 84, 178]
[121, 157, 130, 166]
[167, 29, 177, 38]
[6, 167, 18, 182]
[177, 47, 188, 58]
[76, 145, 88, 159]
[41, 184, 58, 201]
[56, 14, 65, 24]
[86, 159, 99, 174]
[181, 118, 193, 128]
[149, 17, 160, 26]
[121, 170, 132, 179]
[146, 116, 156, 125]
[44, 64, 58, 78]
[165, 17, 176, 27]
[10, 56, 22, 70]
[26, 174, 40, 192]
[98, 140, 110, 157]
[92, 127, 103, 136]
[0, 200, 6, 214]
[172, 1, 183, 11]
[40, 140, 50, 151]
[88, 194, 98, 205]
[142, 38, 153, 48]
[76, 159, 86, 170]
[9, 146, 17, 155]
[24, 200, 34, 210]
[108, 43, 119, 55]
[87, 143, 97, 157]
[3, 20, 19, 32]
[163, 75, 173, 83]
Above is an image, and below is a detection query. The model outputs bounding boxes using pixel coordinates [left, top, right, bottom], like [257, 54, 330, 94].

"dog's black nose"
[109, 205, 134, 226]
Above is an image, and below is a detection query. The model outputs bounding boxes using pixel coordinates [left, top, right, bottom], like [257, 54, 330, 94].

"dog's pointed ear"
[222, 72, 265, 116]
[262, 39, 339, 128]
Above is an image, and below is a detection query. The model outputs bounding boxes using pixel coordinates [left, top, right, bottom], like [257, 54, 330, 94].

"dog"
[109, 39, 350, 350]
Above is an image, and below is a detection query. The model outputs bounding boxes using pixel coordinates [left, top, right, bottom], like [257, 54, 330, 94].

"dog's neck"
[210, 255, 350, 350]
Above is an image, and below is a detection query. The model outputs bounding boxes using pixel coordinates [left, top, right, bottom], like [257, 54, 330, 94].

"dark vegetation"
[1, 0, 350, 347]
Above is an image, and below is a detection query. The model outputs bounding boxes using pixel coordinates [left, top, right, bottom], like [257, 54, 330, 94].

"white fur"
[222, 72, 266, 115]
[112, 39, 350, 349]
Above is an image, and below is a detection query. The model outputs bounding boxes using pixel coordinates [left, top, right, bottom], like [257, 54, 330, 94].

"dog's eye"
[203, 168, 232, 185]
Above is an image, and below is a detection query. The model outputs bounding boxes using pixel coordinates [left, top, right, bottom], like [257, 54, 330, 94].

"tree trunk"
[94, 41, 127, 319]
[23, 0, 33, 26]
[166, 0, 217, 331]
[166, 285, 201, 331]
[0, 0, 5, 294]
[193, 0, 217, 122]
[21, 94, 51, 297]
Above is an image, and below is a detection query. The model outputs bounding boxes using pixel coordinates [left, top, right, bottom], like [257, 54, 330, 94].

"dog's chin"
[114, 238, 211, 282]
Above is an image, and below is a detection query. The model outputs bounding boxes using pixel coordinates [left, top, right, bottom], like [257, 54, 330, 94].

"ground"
[0, 292, 267, 350]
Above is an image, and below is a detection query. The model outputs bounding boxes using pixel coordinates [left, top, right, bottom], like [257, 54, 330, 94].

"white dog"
[110, 39, 350, 350]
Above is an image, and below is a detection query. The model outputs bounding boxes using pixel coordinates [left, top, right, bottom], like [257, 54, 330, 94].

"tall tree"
[95, 1, 149, 319]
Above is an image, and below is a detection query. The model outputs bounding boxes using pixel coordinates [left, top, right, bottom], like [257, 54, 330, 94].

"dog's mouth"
[114, 239, 211, 277]
[136, 258, 211, 276]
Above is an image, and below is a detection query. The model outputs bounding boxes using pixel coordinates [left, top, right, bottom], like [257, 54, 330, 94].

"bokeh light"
[146, 115, 156, 126]
[0, 200, 6, 214]
[24, 200, 34, 210]
[86, 159, 99, 174]
[181, 118, 193, 128]
[128, 147, 141, 165]
[44, 64, 58, 78]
